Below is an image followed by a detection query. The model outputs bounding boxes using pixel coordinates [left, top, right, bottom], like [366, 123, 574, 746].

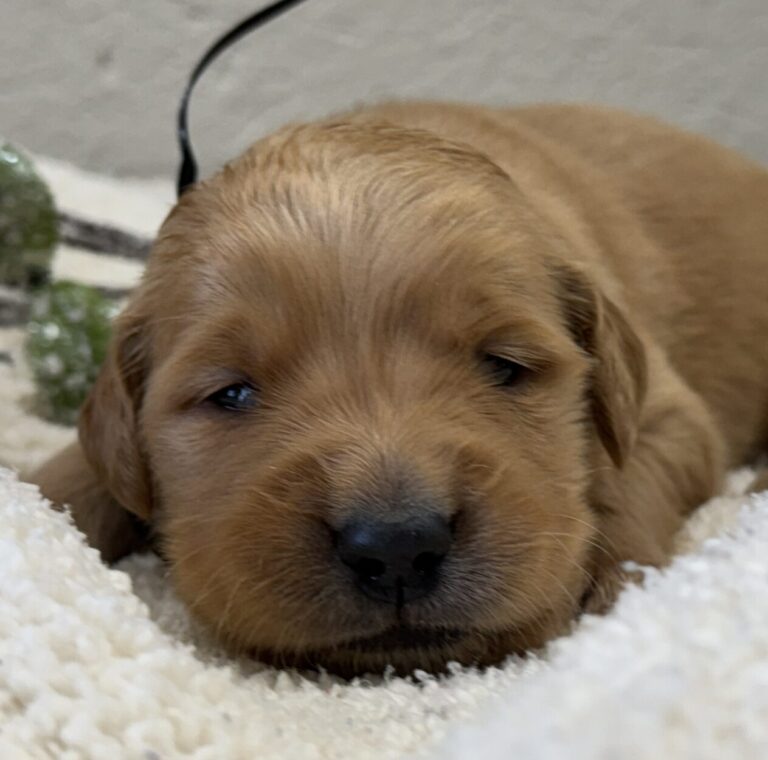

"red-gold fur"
[33, 103, 768, 675]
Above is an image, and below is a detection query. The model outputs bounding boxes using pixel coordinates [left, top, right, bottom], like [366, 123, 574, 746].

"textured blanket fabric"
[1, 160, 767, 759]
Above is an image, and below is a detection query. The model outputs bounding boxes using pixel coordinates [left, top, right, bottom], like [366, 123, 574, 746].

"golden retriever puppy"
[33, 102, 768, 675]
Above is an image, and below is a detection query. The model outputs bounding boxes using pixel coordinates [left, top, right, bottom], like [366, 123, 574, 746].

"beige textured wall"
[1, 0, 767, 179]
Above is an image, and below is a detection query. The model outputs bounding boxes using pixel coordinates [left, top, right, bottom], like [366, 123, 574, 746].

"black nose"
[335, 513, 452, 604]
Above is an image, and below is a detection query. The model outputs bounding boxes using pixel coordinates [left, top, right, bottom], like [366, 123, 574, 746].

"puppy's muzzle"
[334, 512, 453, 605]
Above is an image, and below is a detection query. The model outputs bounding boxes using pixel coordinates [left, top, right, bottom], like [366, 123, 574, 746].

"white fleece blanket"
[1, 160, 767, 759]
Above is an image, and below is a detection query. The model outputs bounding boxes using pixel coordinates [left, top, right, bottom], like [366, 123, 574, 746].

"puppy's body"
[33, 103, 768, 674]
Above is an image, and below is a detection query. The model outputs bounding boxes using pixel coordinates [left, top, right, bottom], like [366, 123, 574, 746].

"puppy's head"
[79, 121, 646, 675]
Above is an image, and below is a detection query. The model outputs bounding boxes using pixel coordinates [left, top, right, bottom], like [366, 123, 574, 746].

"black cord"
[176, 0, 310, 197]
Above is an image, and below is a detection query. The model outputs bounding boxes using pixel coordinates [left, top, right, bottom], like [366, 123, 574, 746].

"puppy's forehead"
[148, 120, 561, 345]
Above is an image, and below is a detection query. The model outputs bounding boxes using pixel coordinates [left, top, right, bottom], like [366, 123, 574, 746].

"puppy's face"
[80, 122, 645, 675]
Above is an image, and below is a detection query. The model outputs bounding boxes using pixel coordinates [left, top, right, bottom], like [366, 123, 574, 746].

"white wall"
[2, 0, 766, 179]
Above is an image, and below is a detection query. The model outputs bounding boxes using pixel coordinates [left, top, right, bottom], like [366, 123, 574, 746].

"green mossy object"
[0, 142, 58, 288]
[25, 281, 118, 425]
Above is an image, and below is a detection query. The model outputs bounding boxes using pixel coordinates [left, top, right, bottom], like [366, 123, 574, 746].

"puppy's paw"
[580, 563, 646, 615]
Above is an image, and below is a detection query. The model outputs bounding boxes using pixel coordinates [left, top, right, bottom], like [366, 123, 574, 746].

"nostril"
[412, 551, 445, 576]
[352, 556, 387, 581]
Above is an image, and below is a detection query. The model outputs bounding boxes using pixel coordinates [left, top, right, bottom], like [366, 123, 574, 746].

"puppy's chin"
[252, 627, 475, 678]
[249, 614, 573, 678]
[210, 581, 579, 677]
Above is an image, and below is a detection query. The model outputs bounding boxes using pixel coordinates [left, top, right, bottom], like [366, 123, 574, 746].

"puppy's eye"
[482, 354, 530, 388]
[206, 383, 259, 411]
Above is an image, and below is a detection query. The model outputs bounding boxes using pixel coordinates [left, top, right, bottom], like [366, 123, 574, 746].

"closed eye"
[481, 353, 532, 388]
[206, 382, 259, 411]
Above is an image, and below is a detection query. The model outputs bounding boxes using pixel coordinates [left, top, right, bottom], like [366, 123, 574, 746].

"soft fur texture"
[31, 103, 768, 675]
[1, 155, 767, 758]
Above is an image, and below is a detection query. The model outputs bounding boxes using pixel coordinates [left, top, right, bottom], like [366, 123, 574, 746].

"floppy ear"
[31, 312, 153, 562]
[554, 264, 648, 468]
[31, 440, 149, 563]
[78, 313, 153, 520]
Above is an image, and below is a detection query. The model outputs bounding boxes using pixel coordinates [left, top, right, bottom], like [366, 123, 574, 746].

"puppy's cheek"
[162, 491, 393, 652]
[445, 505, 590, 634]
[439, 443, 595, 633]
[144, 428, 354, 650]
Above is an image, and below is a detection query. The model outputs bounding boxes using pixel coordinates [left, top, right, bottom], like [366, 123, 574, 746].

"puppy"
[33, 102, 768, 675]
